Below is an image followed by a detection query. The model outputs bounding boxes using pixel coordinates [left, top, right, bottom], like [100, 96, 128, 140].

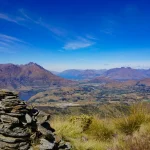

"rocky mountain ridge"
[56, 67, 150, 81]
[103, 67, 150, 80]
[0, 62, 74, 91]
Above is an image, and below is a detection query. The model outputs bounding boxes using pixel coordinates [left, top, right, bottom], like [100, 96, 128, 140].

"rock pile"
[0, 90, 71, 150]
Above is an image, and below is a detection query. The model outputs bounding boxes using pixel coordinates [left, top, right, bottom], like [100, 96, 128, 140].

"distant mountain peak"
[23, 62, 46, 71]
[0, 63, 74, 90]
[103, 67, 150, 80]
[26, 62, 39, 66]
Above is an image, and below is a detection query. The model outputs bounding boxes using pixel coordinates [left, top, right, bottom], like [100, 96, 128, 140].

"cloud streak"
[0, 10, 97, 51]
[63, 38, 94, 50]
[0, 13, 19, 24]
[0, 10, 66, 37]
[0, 34, 26, 44]
[19, 9, 67, 37]
[0, 34, 29, 53]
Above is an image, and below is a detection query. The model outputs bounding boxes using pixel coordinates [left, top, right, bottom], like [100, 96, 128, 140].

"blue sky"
[0, 0, 150, 71]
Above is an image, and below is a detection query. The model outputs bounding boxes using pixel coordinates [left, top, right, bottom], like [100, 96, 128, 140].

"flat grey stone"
[58, 140, 72, 150]
[36, 111, 50, 124]
[0, 134, 26, 143]
[1, 99, 21, 107]
[19, 142, 30, 150]
[0, 111, 24, 117]
[40, 138, 55, 150]
[5, 96, 18, 99]
[0, 141, 19, 149]
[0, 115, 19, 124]
[38, 124, 54, 139]
[0, 125, 29, 137]
[25, 114, 32, 124]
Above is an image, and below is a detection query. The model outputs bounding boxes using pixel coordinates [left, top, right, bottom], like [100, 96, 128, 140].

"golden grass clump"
[69, 115, 93, 131]
[86, 118, 114, 141]
[115, 103, 150, 135]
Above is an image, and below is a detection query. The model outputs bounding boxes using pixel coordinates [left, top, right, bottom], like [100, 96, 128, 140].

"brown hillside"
[0, 62, 74, 90]
[103, 67, 148, 80]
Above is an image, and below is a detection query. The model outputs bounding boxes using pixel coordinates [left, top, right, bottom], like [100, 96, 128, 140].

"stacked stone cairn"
[0, 90, 71, 150]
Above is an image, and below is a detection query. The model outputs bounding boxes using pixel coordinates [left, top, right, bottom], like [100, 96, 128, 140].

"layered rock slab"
[0, 90, 70, 150]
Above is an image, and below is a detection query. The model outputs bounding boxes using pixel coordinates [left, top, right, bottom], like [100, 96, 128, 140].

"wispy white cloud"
[0, 10, 66, 37]
[63, 38, 94, 50]
[39, 22, 66, 37]
[0, 13, 19, 24]
[0, 10, 97, 51]
[0, 13, 28, 28]
[0, 41, 10, 46]
[64, 42, 92, 50]
[19, 9, 66, 37]
[19, 9, 40, 24]
[0, 34, 26, 44]
[86, 35, 97, 40]
[0, 34, 29, 53]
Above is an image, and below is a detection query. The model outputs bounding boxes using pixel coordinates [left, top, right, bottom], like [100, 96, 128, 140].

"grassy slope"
[51, 103, 150, 150]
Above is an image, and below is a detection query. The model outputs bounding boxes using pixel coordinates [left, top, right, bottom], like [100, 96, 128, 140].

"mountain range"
[103, 67, 150, 80]
[53, 69, 107, 80]
[0, 62, 150, 91]
[0, 62, 73, 90]
[55, 67, 150, 81]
